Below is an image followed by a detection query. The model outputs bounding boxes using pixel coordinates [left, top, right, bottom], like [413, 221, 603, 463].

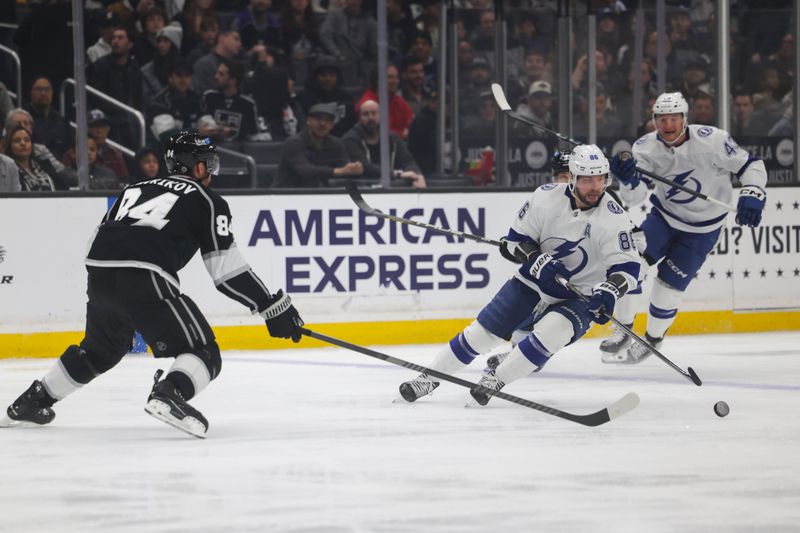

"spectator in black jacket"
[203, 59, 264, 142]
[26, 76, 72, 159]
[342, 99, 425, 188]
[88, 26, 143, 110]
[147, 61, 203, 132]
[296, 59, 356, 137]
[274, 102, 363, 188]
[407, 90, 438, 176]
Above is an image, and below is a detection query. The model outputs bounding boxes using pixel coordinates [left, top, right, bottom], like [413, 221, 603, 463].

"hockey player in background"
[600, 92, 767, 364]
[399, 145, 641, 405]
[0, 131, 304, 438]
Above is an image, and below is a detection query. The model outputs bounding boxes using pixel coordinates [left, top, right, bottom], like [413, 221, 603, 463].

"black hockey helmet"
[164, 130, 220, 177]
[551, 149, 572, 175]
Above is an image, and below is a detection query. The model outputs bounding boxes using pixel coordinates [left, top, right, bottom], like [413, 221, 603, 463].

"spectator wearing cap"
[319, 0, 377, 77]
[87, 26, 144, 111]
[275, 102, 364, 188]
[147, 61, 203, 132]
[203, 59, 265, 142]
[25, 76, 72, 159]
[406, 30, 438, 92]
[459, 55, 493, 118]
[296, 59, 357, 137]
[134, 7, 168, 66]
[514, 80, 554, 132]
[62, 110, 128, 180]
[679, 58, 713, 102]
[596, 8, 621, 52]
[4, 108, 77, 187]
[343, 99, 426, 188]
[355, 64, 414, 139]
[191, 30, 243, 96]
[87, 12, 118, 64]
[141, 23, 183, 105]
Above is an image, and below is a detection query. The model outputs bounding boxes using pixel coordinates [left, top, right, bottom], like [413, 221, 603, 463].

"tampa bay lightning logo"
[540, 183, 557, 191]
[542, 237, 588, 276]
[635, 136, 648, 145]
[607, 200, 623, 214]
[698, 127, 713, 137]
[665, 169, 701, 204]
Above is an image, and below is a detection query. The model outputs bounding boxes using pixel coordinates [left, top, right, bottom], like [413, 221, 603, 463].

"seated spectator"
[86, 11, 118, 64]
[279, 0, 324, 64]
[507, 49, 552, 106]
[134, 6, 168, 66]
[64, 110, 129, 180]
[0, 134, 22, 192]
[458, 56, 493, 117]
[356, 65, 414, 139]
[319, 0, 377, 68]
[191, 30, 243, 95]
[679, 58, 713, 102]
[573, 85, 623, 139]
[343, 99, 425, 188]
[234, 0, 282, 54]
[731, 88, 772, 136]
[172, 0, 216, 55]
[133, 146, 164, 181]
[398, 56, 427, 118]
[513, 81, 554, 133]
[141, 23, 183, 105]
[4, 108, 77, 187]
[406, 30, 438, 92]
[0, 82, 15, 124]
[406, 89, 438, 176]
[571, 47, 624, 97]
[612, 60, 658, 124]
[752, 63, 788, 118]
[688, 92, 715, 126]
[462, 91, 496, 140]
[62, 137, 121, 190]
[514, 13, 549, 56]
[470, 9, 496, 53]
[296, 59, 356, 137]
[596, 8, 621, 52]
[203, 59, 265, 142]
[5, 126, 62, 191]
[148, 61, 203, 132]
[26, 76, 72, 158]
[274, 102, 364, 188]
[185, 14, 219, 66]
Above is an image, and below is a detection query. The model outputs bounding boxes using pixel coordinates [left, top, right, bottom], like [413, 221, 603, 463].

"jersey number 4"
[114, 189, 179, 230]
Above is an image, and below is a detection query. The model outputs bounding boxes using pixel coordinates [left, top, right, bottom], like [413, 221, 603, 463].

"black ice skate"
[398, 374, 440, 402]
[144, 370, 209, 438]
[468, 373, 505, 406]
[600, 324, 634, 363]
[622, 333, 664, 365]
[0, 380, 56, 427]
[485, 351, 509, 371]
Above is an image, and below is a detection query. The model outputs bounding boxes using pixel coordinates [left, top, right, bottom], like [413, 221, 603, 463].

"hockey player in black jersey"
[0, 131, 304, 438]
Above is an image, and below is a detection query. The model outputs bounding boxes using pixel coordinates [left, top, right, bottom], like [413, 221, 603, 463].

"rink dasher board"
[0, 190, 798, 356]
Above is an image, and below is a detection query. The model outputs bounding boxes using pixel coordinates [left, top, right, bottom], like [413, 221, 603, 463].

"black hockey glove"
[261, 290, 304, 343]
[499, 238, 539, 264]
[587, 273, 630, 325]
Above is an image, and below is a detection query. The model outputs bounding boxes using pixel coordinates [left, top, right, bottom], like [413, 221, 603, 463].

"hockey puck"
[713, 401, 730, 417]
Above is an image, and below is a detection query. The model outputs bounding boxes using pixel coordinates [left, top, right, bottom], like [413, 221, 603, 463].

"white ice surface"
[1, 332, 799, 533]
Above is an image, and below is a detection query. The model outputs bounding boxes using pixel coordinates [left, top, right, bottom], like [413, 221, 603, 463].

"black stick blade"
[687, 367, 702, 386]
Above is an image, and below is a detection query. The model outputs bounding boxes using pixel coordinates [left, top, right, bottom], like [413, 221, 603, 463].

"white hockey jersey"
[622, 125, 767, 234]
[506, 183, 641, 304]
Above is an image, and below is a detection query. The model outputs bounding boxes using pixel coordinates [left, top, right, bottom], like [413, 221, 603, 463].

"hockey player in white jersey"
[600, 92, 767, 363]
[398, 145, 641, 404]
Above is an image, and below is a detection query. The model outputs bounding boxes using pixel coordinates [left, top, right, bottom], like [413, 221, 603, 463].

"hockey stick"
[556, 276, 702, 387]
[490, 83, 737, 212]
[346, 181, 503, 246]
[301, 327, 640, 427]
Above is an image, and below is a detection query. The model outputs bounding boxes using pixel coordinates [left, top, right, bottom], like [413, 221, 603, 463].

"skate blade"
[145, 400, 206, 439]
[0, 414, 48, 428]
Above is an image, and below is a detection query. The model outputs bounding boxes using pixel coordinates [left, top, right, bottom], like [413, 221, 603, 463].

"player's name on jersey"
[136, 178, 199, 195]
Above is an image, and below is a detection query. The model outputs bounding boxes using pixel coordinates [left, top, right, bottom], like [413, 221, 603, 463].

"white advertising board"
[1, 188, 798, 334]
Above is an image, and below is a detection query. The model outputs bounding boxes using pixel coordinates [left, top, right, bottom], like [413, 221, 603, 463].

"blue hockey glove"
[735, 185, 766, 227]
[262, 290, 305, 343]
[610, 154, 639, 188]
[587, 280, 622, 325]
[526, 252, 574, 299]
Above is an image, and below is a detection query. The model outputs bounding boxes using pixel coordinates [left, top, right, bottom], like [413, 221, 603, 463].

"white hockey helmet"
[568, 144, 609, 177]
[652, 92, 689, 143]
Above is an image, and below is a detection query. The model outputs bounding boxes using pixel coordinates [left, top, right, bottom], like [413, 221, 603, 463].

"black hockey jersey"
[202, 90, 260, 141]
[86, 175, 273, 313]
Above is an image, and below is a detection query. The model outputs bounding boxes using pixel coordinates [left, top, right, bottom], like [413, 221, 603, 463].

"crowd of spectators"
[0, 0, 795, 191]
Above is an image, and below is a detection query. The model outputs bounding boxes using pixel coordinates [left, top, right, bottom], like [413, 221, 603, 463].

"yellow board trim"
[1, 310, 798, 359]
